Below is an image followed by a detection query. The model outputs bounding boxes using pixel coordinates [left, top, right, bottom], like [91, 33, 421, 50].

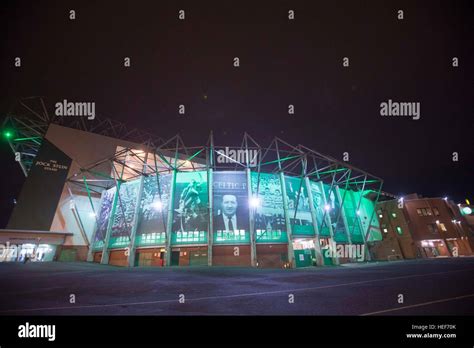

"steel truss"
[67, 132, 383, 268]
[2, 97, 164, 176]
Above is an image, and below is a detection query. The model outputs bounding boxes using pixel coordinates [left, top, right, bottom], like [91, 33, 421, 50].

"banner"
[108, 180, 140, 248]
[323, 184, 348, 242]
[212, 171, 249, 244]
[171, 171, 208, 244]
[93, 187, 115, 250]
[135, 174, 171, 246]
[309, 180, 330, 237]
[251, 172, 287, 243]
[284, 175, 314, 236]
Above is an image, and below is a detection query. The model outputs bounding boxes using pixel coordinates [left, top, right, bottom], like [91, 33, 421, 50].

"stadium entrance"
[171, 246, 208, 266]
[292, 238, 316, 267]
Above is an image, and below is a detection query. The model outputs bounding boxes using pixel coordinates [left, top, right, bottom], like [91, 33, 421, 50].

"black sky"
[0, 0, 473, 227]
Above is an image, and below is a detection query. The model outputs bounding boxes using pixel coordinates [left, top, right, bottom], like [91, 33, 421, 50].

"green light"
[4, 130, 13, 139]
[461, 206, 472, 215]
[396, 226, 403, 235]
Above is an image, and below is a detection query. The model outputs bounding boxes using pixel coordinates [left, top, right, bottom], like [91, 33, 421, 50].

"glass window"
[396, 226, 403, 235]
[427, 223, 438, 234]
[391, 212, 397, 218]
[417, 209, 423, 216]
[433, 207, 440, 216]
[439, 223, 447, 231]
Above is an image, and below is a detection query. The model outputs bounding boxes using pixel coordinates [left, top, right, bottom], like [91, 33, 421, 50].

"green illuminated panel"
[171, 231, 208, 244]
[255, 229, 288, 243]
[108, 236, 130, 249]
[92, 240, 104, 251]
[213, 230, 250, 244]
[135, 232, 166, 246]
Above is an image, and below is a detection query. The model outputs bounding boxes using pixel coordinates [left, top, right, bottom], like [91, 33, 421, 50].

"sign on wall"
[7, 139, 72, 231]
[213, 171, 249, 244]
[108, 180, 141, 248]
[284, 176, 314, 236]
[93, 187, 116, 250]
[135, 174, 171, 246]
[171, 171, 208, 244]
[251, 172, 287, 243]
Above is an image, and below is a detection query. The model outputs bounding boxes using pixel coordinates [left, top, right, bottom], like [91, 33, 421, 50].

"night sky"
[0, 0, 473, 227]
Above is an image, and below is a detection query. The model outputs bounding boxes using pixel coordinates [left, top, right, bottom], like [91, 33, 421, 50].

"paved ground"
[0, 257, 473, 315]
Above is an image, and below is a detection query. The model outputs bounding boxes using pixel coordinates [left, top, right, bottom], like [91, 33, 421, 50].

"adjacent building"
[371, 194, 473, 260]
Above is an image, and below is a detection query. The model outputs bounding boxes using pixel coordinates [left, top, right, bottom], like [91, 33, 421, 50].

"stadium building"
[1, 98, 384, 268]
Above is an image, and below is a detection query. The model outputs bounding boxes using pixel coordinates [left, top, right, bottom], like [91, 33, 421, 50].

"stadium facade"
[1, 98, 384, 268]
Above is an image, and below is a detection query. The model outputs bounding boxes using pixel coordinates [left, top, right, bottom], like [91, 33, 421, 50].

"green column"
[247, 168, 257, 267]
[280, 172, 295, 268]
[320, 182, 339, 265]
[165, 169, 177, 266]
[336, 186, 352, 244]
[87, 191, 104, 262]
[207, 168, 213, 266]
[305, 177, 323, 266]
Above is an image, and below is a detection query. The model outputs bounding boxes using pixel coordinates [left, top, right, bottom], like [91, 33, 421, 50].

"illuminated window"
[391, 212, 397, 218]
[439, 223, 447, 232]
[418, 208, 433, 217]
[396, 226, 403, 235]
[433, 207, 440, 216]
[383, 228, 388, 233]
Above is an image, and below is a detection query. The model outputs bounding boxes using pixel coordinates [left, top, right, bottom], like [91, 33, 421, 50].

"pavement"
[0, 257, 473, 315]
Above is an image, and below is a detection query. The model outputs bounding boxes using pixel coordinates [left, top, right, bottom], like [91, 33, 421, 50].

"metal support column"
[165, 169, 177, 266]
[208, 168, 214, 266]
[247, 168, 257, 267]
[305, 176, 324, 266]
[100, 184, 121, 264]
[280, 171, 295, 268]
